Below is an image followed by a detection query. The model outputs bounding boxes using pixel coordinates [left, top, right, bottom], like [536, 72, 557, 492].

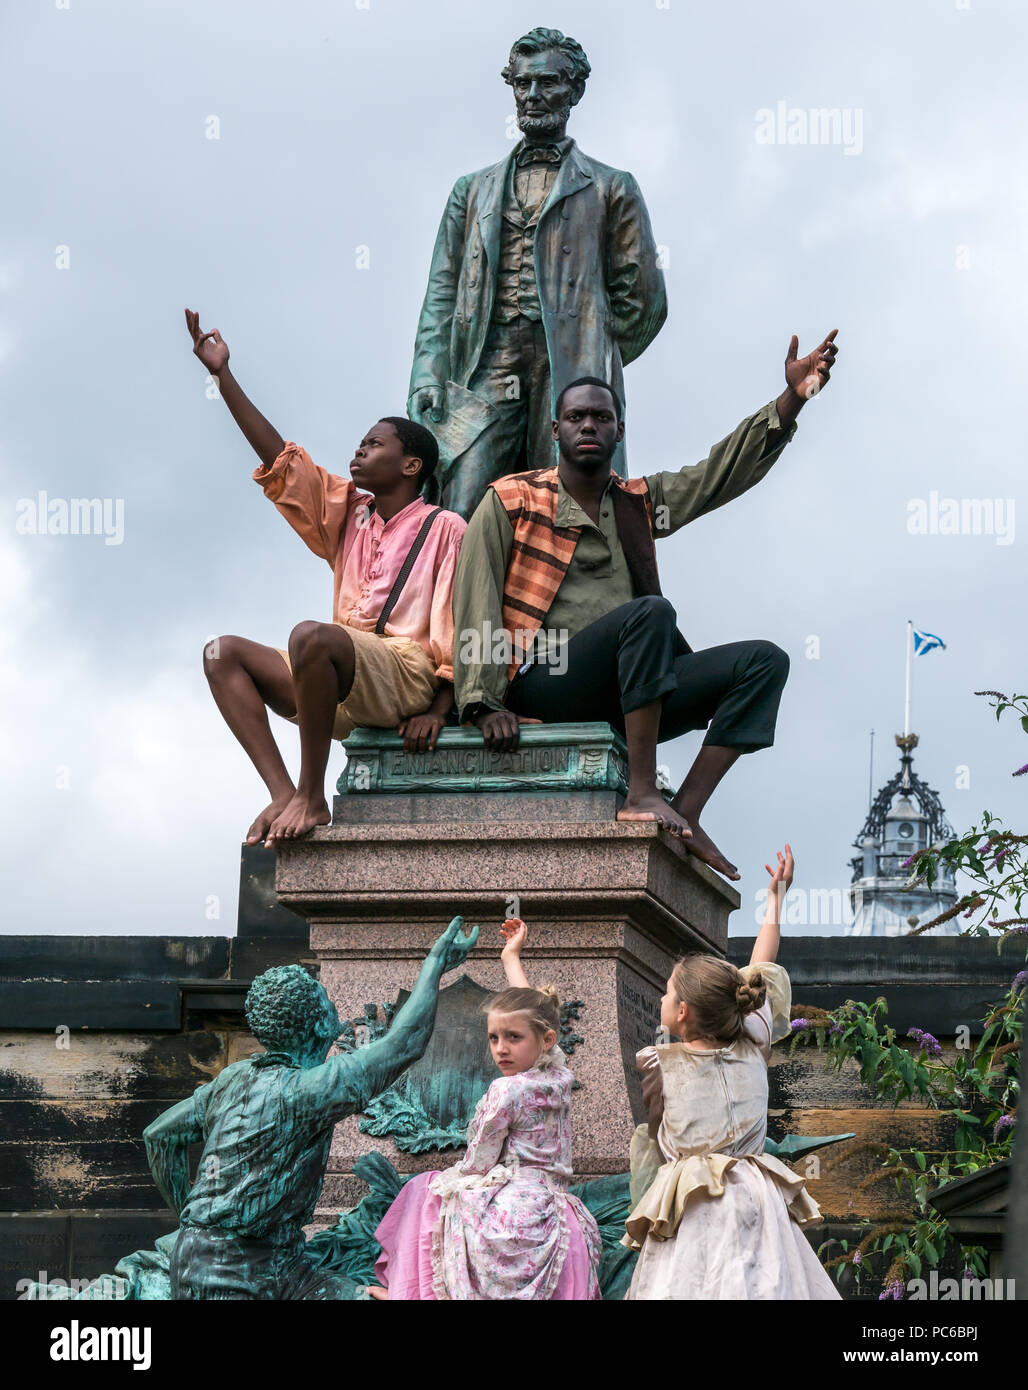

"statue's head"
[501, 28, 590, 140]
[245, 965, 341, 1065]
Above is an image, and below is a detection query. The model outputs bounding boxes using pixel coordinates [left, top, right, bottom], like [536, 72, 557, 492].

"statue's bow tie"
[516, 145, 564, 167]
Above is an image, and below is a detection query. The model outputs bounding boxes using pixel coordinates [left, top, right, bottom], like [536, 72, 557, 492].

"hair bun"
[735, 972, 766, 1016]
[539, 983, 561, 1010]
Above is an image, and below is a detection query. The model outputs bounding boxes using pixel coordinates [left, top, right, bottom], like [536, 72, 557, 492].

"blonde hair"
[484, 985, 561, 1039]
[669, 954, 766, 1045]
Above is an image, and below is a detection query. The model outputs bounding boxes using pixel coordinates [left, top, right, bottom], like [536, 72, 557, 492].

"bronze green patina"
[407, 27, 667, 518]
[29, 919, 478, 1301]
[338, 721, 630, 797]
[23, 927, 852, 1299]
[347, 979, 588, 1153]
[27, 1094, 851, 1301]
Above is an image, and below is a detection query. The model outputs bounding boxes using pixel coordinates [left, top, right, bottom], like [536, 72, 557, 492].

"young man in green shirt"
[452, 331, 839, 880]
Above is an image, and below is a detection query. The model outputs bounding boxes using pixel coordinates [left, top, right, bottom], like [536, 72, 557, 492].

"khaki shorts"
[276, 625, 438, 741]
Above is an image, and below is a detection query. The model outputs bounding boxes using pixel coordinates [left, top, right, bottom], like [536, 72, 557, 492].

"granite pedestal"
[272, 724, 740, 1213]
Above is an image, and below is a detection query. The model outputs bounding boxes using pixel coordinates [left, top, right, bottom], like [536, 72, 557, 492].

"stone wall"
[0, 848, 308, 1299]
[0, 846, 1016, 1298]
[726, 935, 1014, 1225]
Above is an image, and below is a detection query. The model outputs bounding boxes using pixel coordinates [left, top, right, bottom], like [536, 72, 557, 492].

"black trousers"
[505, 596, 789, 753]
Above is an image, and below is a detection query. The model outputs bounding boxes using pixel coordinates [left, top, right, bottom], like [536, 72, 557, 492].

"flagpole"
[868, 729, 874, 812]
[904, 619, 913, 736]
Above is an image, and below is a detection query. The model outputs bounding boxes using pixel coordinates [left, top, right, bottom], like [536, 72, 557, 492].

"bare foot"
[617, 792, 693, 839]
[245, 792, 295, 846]
[680, 822, 740, 880]
[265, 791, 331, 847]
[364, 1285, 388, 1301]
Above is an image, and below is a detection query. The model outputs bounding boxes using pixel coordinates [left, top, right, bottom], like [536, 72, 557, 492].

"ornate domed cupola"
[847, 733, 959, 936]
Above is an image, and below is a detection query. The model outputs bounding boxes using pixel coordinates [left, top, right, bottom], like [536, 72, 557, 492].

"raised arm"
[771, 330, 839, 435]
[750, 844, 794, 968]
[142, 1092, 205, 1216]
[645, 331, 839, 537]
[302, 916, 479, 1118]
[499, 917, 531, 988]
[185, 308, 285, 469]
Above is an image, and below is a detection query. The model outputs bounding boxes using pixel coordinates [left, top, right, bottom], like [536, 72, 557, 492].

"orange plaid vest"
[488, 466, 663, 681]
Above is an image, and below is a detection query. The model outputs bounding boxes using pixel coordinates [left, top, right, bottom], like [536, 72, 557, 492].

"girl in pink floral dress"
[371, 921, 602, 1300]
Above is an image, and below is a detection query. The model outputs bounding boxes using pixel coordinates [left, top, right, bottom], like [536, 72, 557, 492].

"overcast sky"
[2, 0, 1024, 937]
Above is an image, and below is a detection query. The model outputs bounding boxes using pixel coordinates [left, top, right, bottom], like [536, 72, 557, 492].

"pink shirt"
[253, 442, 466, 682]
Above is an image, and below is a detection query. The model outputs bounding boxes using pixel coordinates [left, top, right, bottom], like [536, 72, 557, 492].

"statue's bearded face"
[509, 52, 578, 138]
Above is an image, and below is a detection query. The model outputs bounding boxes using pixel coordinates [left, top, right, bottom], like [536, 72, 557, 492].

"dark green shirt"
[452, 400, 797, 720]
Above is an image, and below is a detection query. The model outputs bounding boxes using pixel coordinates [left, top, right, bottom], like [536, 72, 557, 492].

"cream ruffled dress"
[622, 962, 840, 1300]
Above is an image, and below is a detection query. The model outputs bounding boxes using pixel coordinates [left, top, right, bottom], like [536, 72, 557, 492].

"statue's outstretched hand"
[785, 329, 838, 400]
[431, 915, 480, 974]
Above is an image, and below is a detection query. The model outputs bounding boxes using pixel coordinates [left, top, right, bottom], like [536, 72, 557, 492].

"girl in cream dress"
[623, 846, 840, 1300]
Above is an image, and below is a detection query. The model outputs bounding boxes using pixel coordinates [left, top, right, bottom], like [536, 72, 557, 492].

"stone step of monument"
[332, 789, 625, 824]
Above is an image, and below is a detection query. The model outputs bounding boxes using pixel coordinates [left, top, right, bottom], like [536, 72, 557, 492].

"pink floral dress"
[373, 1048, 602, 1300]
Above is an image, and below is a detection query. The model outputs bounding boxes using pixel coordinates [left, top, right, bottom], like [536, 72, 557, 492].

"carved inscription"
[389, 747, 572, 777]
[617, 975, 662, 1126]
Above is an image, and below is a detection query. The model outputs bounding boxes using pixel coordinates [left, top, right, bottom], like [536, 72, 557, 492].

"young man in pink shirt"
[186, 310, 467, 848]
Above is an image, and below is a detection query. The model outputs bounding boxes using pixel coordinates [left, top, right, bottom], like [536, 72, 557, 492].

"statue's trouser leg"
[169, 1225, 307, 1300]
[291, 1265, 365, 1301]
[444, 319, 550, 518]
[507, 597, 789, 753]
[522, 318, 557, 472]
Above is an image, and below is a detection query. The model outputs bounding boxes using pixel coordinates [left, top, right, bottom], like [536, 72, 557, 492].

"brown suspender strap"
[610, 485, 661, 598]
[374, 508, 442, 635]
[609, 486, 692, 657]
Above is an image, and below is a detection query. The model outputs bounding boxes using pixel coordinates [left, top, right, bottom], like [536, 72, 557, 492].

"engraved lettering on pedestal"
[616, 976, 661, 1124]
[386, 745, 571, 781]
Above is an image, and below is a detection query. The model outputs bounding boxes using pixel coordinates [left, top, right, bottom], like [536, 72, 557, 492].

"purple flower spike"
[790, 1018, 810, 1032]
[993, 1114, 1015, 1141]
[1012, 971, 1028, 995]
[852, 1250, 863, 1266]
[879, 1280, 905, 1300]
[1014, 763, 1028, 778]
[908, 1027, 942, 1056]
[830, 1022, 844, 1035]
[901, 853, 916, 869]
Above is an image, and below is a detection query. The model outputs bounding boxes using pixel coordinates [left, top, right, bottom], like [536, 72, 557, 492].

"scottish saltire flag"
[913, 628, 946, 656]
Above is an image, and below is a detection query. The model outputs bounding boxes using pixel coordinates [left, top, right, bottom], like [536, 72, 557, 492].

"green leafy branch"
[902, 691, 1028, 939]
[797, 978, 1022, 1296]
